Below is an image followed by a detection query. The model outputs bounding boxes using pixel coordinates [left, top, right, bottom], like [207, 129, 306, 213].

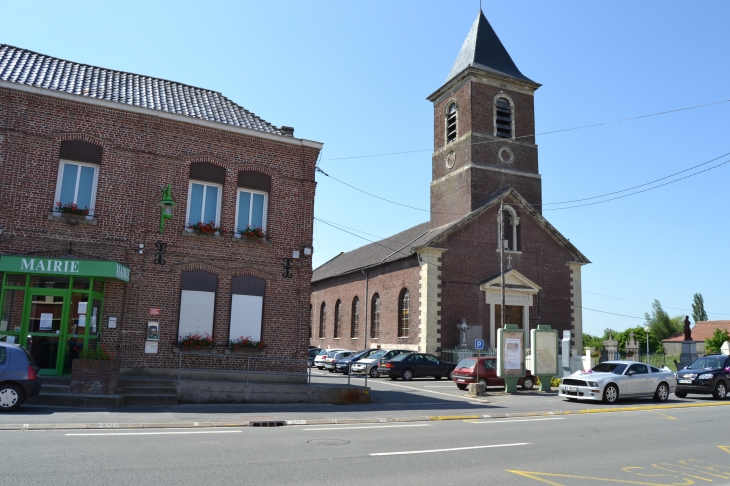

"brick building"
[0, 44, 322, 376]
[310, 11, 589, 355]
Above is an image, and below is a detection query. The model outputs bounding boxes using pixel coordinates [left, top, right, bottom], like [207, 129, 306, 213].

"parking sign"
[475, 339, 485, 350]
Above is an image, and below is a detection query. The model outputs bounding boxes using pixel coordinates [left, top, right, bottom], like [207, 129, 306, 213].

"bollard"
[468, 382, 486, 396]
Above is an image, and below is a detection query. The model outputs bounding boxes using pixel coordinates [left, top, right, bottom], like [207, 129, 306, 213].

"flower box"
[69, 359, 121, 395]
[173, 345, 216, 354]
[225, 347, 266, 356]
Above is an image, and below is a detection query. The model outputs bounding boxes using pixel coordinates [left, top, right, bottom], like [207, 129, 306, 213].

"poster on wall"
[39, 313, 54, 331]
[504, 338, 522, 370]
[497, 328, 525, 377]
[532, 329, 558, 375]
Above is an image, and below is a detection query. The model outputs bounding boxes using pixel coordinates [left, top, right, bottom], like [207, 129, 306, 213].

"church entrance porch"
[480, 269, 541, 348]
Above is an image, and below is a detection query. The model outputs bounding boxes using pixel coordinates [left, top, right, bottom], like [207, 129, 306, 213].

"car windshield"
[456, 358, 477, 369]
[349, 350, 370, 359]
[687, 357, 726, 370]
[326, 350, 340, 358]
[591, 363, 628, 374]
[369, 350, 386, 360]
[390, 353, 413, 362]
[317, 349, 328, 356]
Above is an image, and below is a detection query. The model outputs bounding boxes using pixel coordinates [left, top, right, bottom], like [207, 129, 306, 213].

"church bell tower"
[428, 10, 543, 228]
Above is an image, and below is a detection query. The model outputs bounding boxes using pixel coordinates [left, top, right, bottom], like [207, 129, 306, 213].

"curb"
[3, 400, 730, 431]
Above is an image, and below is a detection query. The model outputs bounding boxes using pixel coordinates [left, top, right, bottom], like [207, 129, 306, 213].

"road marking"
[371, 380, 488, 403]
[66, 430, 243, 437]
[651, 411, 677, 420]
[303, 424, 431, 431]
[508, 470, 681, 485]
[370, 442, 529, 456]
[423, 385, 461, 388]
[466, 418, 565, 424]
[720, 446, 730, 455]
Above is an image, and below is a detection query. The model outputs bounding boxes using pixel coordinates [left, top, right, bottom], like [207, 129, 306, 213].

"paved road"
[2, 405, 729, 485]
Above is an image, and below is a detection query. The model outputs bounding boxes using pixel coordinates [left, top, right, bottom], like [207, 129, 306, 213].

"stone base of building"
[176, 381, 370, 404]
[70, 359, 121, 395]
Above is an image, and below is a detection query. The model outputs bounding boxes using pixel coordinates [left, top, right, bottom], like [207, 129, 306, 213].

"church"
[310, 11, 590, 356]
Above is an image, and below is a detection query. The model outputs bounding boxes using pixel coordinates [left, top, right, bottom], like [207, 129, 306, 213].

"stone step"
[118, 379, 177, 388]
[41, 384, 71, 394]
[123, 394, 179, 406]
[27, 393, 125, 408]
[41, 376, 71, 385]
[116, 386, 177, 395]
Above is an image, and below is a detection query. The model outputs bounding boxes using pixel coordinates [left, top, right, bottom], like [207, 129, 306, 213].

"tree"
[704, 328, 730, 354]
[644, 299, 683, 341]
[583, 333, 603, 351]
[616, 326, 663, 354]
[692, 293, 708, 323]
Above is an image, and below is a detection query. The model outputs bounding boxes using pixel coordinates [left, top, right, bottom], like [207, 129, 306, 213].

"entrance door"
[26, 291, 68, 375]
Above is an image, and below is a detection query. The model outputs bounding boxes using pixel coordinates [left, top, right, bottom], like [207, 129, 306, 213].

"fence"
[441, 347, 497, 364]
[599, 351, 699, 371]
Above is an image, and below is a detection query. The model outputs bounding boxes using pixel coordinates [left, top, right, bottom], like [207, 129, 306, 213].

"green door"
[26, 289, 68, 375]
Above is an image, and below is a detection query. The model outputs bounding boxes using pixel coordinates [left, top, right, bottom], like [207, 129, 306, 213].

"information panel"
[497, 327, 525, 378]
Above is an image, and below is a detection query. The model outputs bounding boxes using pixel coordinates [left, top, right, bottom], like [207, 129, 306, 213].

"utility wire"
[582, 290, 730, 317]
[325, 99, 730, 162]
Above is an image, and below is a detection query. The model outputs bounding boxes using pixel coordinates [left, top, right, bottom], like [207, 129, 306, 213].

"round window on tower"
[498, 146, 514, 164]
[445, 151, 456, 169]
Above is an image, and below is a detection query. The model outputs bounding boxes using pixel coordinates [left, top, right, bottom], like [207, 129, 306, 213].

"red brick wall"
[310, 256, 421, 351]
[0, 86, 320, 370]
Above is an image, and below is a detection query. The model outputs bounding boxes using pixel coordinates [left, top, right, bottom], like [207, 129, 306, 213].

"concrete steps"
[27, 376, 179, 408]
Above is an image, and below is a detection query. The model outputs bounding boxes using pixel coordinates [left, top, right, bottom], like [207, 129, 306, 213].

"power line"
[325, 99, 730, 162]
[582, 290, 730, 317]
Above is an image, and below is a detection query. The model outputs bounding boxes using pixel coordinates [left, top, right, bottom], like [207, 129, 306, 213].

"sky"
[3, 1, 729, 337]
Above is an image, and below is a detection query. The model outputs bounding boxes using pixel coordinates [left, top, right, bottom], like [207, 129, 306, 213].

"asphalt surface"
[2, 405, 729, 485]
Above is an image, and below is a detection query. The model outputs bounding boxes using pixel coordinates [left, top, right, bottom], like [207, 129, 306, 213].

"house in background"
[662, 321, 730, 355]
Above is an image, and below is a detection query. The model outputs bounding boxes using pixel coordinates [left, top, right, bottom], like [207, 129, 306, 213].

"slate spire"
[446, 10, 535, 84]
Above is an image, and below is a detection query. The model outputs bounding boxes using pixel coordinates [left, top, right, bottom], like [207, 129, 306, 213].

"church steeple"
[446, 10, 535, 84]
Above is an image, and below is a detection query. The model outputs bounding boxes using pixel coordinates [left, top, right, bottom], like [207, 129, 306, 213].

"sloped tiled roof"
[663, 321, 730, 343]
[0, 44, 287, 136]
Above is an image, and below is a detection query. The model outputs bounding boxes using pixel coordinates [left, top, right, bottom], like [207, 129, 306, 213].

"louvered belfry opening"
[495, 98, 512, 138]
[446, 103, 457, 143]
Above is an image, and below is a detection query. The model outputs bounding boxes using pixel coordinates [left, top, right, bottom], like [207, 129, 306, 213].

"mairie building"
[310, 11, 589, 355]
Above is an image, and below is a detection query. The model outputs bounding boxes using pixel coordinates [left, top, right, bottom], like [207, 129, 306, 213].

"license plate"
[678, 379, 692, 384]
[563, 386, 577, 392]
[457, 379, 466, 383]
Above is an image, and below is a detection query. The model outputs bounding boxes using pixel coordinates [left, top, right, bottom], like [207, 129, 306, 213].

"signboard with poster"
[497, 324, 525, 378]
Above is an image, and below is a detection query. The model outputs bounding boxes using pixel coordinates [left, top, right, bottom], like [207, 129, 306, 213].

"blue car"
[0, 342, 42, 412]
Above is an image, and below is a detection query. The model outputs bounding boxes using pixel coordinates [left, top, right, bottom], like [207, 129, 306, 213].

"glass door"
[26, 290, 68, 374]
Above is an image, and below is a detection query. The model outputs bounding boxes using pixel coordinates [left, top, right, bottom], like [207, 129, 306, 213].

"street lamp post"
[644, 326, 650, 364]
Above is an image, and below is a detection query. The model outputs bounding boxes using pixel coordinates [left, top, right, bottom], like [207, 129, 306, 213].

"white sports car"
[559, 361, 677, 404]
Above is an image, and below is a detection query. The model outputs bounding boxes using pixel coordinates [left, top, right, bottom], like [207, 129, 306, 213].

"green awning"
[0, 256, 130, 282]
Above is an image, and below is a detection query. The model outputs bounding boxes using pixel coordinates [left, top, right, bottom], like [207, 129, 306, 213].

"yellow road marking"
[428, 415, 480, 421]
[652, 411, 677, 420]
[507, 470, 693, 485]
[719, 446, 730, 455]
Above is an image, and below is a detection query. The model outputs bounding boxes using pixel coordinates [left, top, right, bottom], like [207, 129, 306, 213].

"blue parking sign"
[475, 339, 485, 350]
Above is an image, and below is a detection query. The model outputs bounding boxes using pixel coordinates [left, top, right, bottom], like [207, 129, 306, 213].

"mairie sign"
[0, 255, 131, 283]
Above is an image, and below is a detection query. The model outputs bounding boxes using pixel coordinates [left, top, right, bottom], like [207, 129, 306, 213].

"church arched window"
[497, 205, 520, 252]
[334, 300, 342, 338]
[319, 302, 326, 338]
[446, 102, 458, 144]
[495, 97, 513, 139]
[351, 297, 360, 338]
[398, 289, 410, 337]
[370, 294, 381, 339]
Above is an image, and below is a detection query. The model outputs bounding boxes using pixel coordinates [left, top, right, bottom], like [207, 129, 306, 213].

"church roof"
[445, 10, 536, 85]
[0, 44, 289, 136]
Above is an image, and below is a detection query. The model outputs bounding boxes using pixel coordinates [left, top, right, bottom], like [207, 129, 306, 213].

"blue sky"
[4, 1, 729, 336]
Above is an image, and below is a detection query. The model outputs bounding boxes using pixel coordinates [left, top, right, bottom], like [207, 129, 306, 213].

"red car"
[451, 356, 534, 390]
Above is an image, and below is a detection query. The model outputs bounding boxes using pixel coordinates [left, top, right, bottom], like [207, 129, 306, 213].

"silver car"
[559, 361, 677, 404]
[350, 349, 386, 377]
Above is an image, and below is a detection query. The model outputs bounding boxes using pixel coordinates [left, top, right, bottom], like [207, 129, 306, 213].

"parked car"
[382, 352, 456, 381]
[374, 349, 415, 377]
[0, 342, 42, 412]
[313, 348, 345, 369]
[307, 347, 322, 367]
[335, 349, 381, 374]
[558, 361, 677, 404]
[323, 350, 354, 372]
[451, 356, 534, 390]
[674, 354, 730, 400]
[350, 349, 387, 377]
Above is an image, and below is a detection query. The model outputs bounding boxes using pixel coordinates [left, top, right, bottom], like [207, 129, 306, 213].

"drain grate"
[250, 421, 286, 427]
[307, 439, 351, 446]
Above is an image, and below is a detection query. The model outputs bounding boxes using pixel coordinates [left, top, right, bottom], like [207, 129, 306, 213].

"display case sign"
[497, 325, 525, 378]
[530, 327, 559, 376]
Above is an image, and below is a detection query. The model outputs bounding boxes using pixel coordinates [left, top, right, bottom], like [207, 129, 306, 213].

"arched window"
[497, 205, 520, 252]
[319, 302, 326, 338]
[446, 103, 458, 144]
[351, 297, 360, 338]
[398, 289, 410, 337]
[495, 97, 512, 139]
[309, 304, 313, 339]
[370, 294, 381, 339]
[334, 300, 342, 338]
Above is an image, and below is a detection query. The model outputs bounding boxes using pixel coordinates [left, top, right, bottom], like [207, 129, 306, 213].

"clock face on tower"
[445, 151, 456, 169]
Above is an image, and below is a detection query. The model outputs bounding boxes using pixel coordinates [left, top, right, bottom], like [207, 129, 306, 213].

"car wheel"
[565, 397, 577, 402]
[674, 390, 687, 398]
[434, 376, 442, 380]
[478, 378, 488, 388]
[447, 370, 453, 380]
[402, 369, 414, 381]
[389, 376, 397, 381]
[653, 382, 669, 402]
[522, 377, 534, 390]
[456, 384, 468, 390]
[602, 384, 619, 404]
[328, 368, 334, 373]
[0, 384, 24, 412]
[369, 367, 379, 378]
[713, 381, 727, 400]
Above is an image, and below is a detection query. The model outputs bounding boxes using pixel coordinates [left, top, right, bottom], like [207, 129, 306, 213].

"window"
[56, 161, 99, 214]
[351, 297, 360, 338]
[446, 103, 458, 143]
[370, 294, 380, 339]
[398, 289, 410, 337]
[236, 190, 267, 231]
[178, 271, 218, 339]
[495, 97, 512, 138]
[229, 276, 265, 342]
[497, 205, 520, 251]
[319, 302, 326, 338]
[334, 300, 342, 338]
[309, 304, 313, 338]
[187, 181, 221, 226]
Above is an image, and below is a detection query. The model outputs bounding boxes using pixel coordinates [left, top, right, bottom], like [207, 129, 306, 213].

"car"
[323, 350, 354, 372]
[674, 354, 730, 400]
[382, 352, 456, 381]
[451, 356, 535, 390]
[307, 347, 322, 367]
[373, 349, 415, 377]
[334, 349, 381, 374]
[0, 342, 42, 412]
[313, 348, 345, 370]
[558, 361, 677, 404]
[350, 349, 387, 377]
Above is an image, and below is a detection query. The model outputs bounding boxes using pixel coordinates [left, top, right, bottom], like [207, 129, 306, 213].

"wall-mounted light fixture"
[138, 243, 145, 255]
[303, 247, 312, 256]
[158, 184, 177, 234]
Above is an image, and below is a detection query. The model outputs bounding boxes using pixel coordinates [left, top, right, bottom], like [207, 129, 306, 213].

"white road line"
[370, 442, 530, 456]
[468, 418, 565, 424]
[371, 380, 487, 402]
[66, 430, 243, 437]
[422, 385, 460, 388]
[303, 424, 431, 431]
